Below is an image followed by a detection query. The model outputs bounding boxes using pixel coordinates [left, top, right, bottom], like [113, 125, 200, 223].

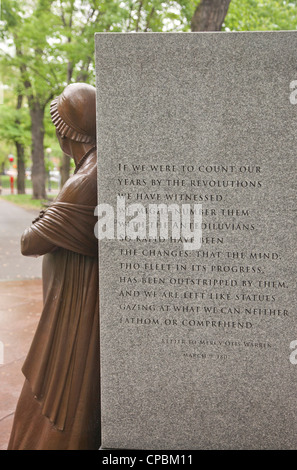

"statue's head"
[50, 83, 96, 144]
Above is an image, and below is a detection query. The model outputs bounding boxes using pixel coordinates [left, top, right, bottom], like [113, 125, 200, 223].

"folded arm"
[21, 226, 57, 257]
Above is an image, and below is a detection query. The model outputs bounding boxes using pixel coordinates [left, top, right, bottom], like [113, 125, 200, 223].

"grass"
[0, 174, 31, 189]
[0, 194, 54, 211]
[0, 174, 59, 191]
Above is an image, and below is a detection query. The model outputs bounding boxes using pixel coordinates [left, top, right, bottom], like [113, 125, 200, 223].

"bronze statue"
[7, 83, 100, 450]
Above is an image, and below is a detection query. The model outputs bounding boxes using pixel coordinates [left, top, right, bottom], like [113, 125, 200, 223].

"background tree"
[1, 0, 65, 199]
[0, 64, 31, 194]
[191, 0, 231, 31]
[0, 5, 29, 194]
[0, 101, 30, 184]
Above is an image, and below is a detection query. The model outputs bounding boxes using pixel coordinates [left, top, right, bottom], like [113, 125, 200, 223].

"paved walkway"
[0, 199, 43, 281]
[0, 280, 42, 450]
[0, 199, 43, 450]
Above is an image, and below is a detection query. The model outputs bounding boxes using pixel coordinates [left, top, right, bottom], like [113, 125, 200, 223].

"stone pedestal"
[95, 32, 297, 450]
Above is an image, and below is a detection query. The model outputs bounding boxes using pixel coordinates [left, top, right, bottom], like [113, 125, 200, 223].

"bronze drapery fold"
[8, 150, 100, 450]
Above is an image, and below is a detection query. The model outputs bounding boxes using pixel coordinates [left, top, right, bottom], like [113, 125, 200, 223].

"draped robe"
[8, 150, 100, 450]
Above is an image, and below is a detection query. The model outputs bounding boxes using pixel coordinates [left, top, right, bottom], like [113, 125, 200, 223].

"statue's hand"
[32, 210, 46, 224]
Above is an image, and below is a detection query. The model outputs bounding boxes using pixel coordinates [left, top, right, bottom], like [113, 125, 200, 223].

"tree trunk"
[191, 0, 231, 31]
[16, 94, 26, 194]
[30, 101, 46, 199]
[16, 142, 26, 194]
[60, 152, 71, 188]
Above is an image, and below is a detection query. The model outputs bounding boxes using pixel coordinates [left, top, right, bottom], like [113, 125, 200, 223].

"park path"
[0, 199, 43, 450]
[0, 198, 42, 281]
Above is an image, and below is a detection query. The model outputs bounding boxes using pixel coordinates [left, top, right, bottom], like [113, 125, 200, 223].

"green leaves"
[224, 0, 297, 31]
[120, 0, 193, 32]
[0, 105, 30, 144]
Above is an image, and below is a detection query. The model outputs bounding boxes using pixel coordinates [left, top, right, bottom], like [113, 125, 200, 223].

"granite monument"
[95, 32, 297, 450]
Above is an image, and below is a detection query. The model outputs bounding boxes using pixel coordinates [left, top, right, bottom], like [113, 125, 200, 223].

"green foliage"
[49, 0, 127, 87]
[1, 1, 66, 104]
[119, 0, 194, 32]
[224, 0, 297, 31]
[175, 0, 197, 28]
[0, 141, 14, 171]
[0, 104, 31, 146]
[0, 80, 31, 168]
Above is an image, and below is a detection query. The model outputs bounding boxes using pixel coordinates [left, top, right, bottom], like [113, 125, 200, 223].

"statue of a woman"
[8, 83, 100, 450]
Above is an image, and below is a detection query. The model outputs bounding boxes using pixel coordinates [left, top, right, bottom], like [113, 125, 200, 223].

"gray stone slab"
[95, 31, 297, 450]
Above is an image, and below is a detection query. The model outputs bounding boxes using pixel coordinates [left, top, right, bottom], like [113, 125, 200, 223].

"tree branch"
[135, 0, 143, 32]
[127, 1, 134, 32]
[59, 0, 67, 27]
[144, 6, 155, 32]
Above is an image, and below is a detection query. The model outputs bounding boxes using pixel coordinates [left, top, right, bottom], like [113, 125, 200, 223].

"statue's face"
[56, 128, 63, 142]
[56, 129, 71, 157]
